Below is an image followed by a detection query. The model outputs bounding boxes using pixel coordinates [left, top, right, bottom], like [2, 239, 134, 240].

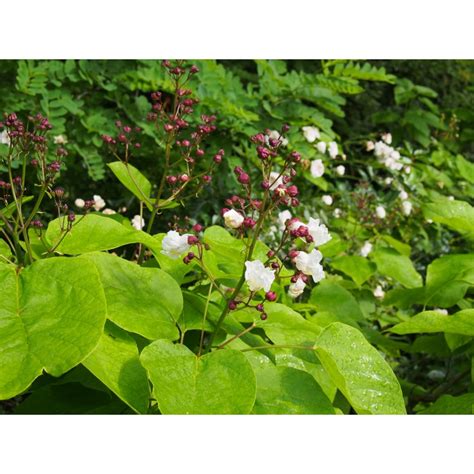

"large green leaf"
[83, 321, 150, 413]
[391, 310, 474, 336]
[423, 197, 474, 238]
[418, 393, 474, 414]
[315, 323, 406, 414]
[253, 366, 335, 414]
[372, 247, 423, 288]
[81, 252, 181, 340]
[0, 257, 107, 399]
[140, 339, 256, 414]
[234, 302, 322, 346]
[331, 255, 376, 286]
[108, 161, 153, 210]
[46, 213, 159, 254]
[310, 280, 364, 326]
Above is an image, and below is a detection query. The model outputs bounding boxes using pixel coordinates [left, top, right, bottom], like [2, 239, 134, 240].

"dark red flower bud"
[267, 250, 275, 258]
[228, 300, 238, 310]
[271, 262, 280, 270]
[193, 224, 203, 232]
[68, 213, 75, 222]
[288, 249, 299, 259]
[265, 291, 277, 302]
[290, 151, 301, 163]
[243, 217, 256, 228]
[282, 124, 290, 133]
[190, 65, 199, 74]
[196, 148, 205, 157]
[202, 175, 212, 183]
[291, 198, 300, 207]
[260, 312, 268, 321]
[287, 185, 299, 197]
[167, 175, 178, 185]
[187, 235, 199, 245]
[164, 123, 174, 133]
[180, 174, 190, 183]
[261, 180, 270, 190]
[238, 173, 250, 185]
[256, 303, 264, 312]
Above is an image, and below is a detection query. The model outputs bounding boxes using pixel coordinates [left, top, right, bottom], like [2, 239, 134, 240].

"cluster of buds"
[102, 121, 142, 150]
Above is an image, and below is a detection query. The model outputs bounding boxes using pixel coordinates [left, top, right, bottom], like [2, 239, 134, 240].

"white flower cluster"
[278, 212, 332, 247]
[369, 133, 412, 172]
[161, 230, 192, 259]
[245, 260, 275, 292]
[0, 130, 10, 146]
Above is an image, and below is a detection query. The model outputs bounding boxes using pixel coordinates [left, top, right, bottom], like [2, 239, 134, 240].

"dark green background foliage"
[1, 59, 471, 226]
[0, 60, 473, 414]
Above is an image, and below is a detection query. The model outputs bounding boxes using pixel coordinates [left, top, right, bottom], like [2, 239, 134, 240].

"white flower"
[302, 126, 320, 143]
[328, 141, 338, 159]
[336, 165, 345, 176]
[366, 140, 375, 151]
[269, 171, 284, 191]
[74, 198, 85, 208]
[434, 308, 448, 315]
[244, 260, 275, 292]
[161, 230, 192, 259]
[93, 195, 106, 211]
[333, 208, 342, 218]
[288, 278, 306, 298]
[399, 190, 408, 200]
[360, 241, 373, 258]
[384, 177, 393, 185]
[266, 130, 288, 147]
[426, 218, 433, 224]
[102, 208, 116, 215]
[404, 166, 411, 174]
[375, 205, 386, 219]
[448, 195, 455, 201]
[131, 215, 145, 230]
[307, 217, 332, 246]
[373, 285, 385, 299]
[322, 195, 333, 206]
[427, 369, 446, 381]
[0, 130, 10, 145]
[310, 159, 325, 178]
[278, 210, 292, 230]
[53, 135, 68, 145]
[402, 200, 413, 216]
[316, 141, 327, 154]
[382, 132, 392, 145]
[295, 249, 325, 283]
[223, 209, 244, 229]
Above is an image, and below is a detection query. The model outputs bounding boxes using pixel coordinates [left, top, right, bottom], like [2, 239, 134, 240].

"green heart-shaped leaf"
[0, 257, 107, 399]
[141, 340, 256, 414]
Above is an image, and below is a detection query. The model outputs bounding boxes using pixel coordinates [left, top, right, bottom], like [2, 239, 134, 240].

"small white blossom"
[53, 135, 68, 145]
[373, 285, 385, 299]
[328, 141, 338, 159]
[434, 308, 448, 315]
[269, 171, 284, 191]
[402, 200, 413, 216]
[427, 369, 446, 381]
[375, 205, 386, 219]
[384, 177, 393, 185]
[404, 165, 411, 174]
[266, 130, 288, 147]
[278, 210, 292, 230]
[366, 140, 375, 151]
[399, 190, 408, 200]
[295, 249, 325, 283]
[244, 260, 275, 292]
[223, 209, 244, 229]
[316, 141, 327, 154]
[448, 195, 455, 201]
[74, 198, 85, 208]
[102, 208, 116, 215]
[161, 230, 191, 259]
[426, 218, 433, 224]
[360, 241, 373, 258]
[335, 165, 345, 176]
[93, 195, 106, 211]
[381, 132, 392, 144]
[288, 278, 306, 298]
[307, 217, 332, 246]
[310, 159, 325, 178]
[322, 195, 333, 206]
[131, 215, 145, 230]
[0, 130, 10, 145]
[333, 208, 342, 218]
[302, 126, 320, 143]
